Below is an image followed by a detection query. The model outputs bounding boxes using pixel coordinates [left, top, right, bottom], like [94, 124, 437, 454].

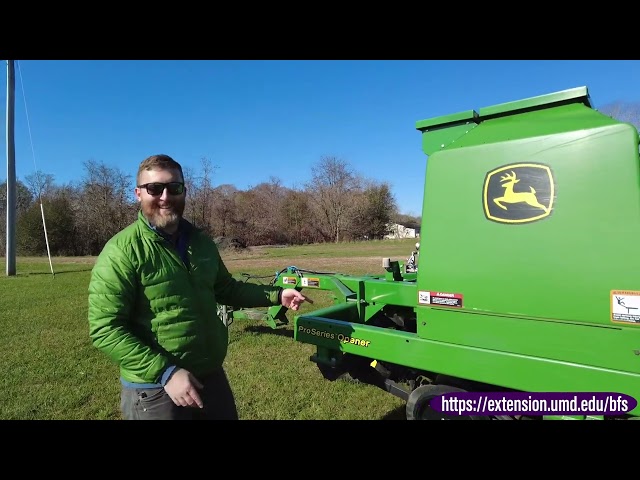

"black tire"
[406, 384, 490, 420]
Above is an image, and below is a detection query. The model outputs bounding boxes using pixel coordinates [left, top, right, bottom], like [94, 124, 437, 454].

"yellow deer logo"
[494, 171, 550, 214]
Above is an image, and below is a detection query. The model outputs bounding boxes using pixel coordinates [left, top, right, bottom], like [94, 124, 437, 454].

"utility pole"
[6, 60, 16, 276]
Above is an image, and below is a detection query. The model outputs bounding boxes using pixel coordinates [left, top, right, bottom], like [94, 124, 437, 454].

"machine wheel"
[406, 384, 490, 420]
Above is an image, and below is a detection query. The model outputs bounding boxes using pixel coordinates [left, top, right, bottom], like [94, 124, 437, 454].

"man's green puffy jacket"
[88, 211, 281, 384]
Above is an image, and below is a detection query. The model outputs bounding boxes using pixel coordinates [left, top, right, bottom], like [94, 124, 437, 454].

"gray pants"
[120, 367, 239, 420]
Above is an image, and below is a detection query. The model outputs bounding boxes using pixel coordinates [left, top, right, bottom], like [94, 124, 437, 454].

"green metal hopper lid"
[478, 86, 592, 118]
[415, 86, 592, 132]
[415, 110, 478, 131]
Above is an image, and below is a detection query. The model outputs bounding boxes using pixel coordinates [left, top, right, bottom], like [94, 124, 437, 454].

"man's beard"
[141, 199, 185, 232]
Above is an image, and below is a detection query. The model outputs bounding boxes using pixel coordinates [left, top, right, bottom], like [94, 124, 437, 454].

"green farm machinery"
[226, 86, 640, 420]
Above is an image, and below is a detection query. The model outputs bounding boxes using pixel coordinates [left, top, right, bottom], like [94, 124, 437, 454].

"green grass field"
[0, 238, 418, 420]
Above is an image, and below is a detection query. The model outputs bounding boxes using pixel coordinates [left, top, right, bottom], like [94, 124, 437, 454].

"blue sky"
[1, 60, 638, 216]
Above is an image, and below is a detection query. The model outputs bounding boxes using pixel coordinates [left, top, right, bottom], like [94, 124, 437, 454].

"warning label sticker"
[611, 290, 640, 325]
[418, 291, 463, 308]
[301, 277, 320, 288]
[282, 276, 297, 285]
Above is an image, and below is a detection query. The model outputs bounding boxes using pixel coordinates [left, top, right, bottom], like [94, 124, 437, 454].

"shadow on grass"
[26, 268, 93, 275]
[243, 324, 294, 339]
[381, 405, 407, 420]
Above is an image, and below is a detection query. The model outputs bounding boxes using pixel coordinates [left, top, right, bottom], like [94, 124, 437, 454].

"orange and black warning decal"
[419, 291, 463, 308]
[611, 290, 640, 325]
[483, 163, 555, 224]
[301, 277, 320, 287]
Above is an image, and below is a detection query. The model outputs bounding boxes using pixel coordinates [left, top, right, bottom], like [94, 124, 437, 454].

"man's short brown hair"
[137, 154, 184, 185]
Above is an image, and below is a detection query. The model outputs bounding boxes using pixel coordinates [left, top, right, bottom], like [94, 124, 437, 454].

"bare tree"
[182, 165, 200, 227]
[210, 184, 239, 238]
[305, 156, 360, 243]
[348, 181, 397, 240]
[243, 177, 288, 245]
[74, 159, 136, 254]
[183, 156, 218, 236]
[599, 101, 640, 130]
[230, 189, 254, 246]
[24, 171, 56, 200]
[282, 189, 318, 245]
[198, 156, 217, 234]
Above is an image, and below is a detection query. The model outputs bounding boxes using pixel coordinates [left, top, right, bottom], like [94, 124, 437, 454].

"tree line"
[2, 101, 636, 258]
[0, 155, 421, 257]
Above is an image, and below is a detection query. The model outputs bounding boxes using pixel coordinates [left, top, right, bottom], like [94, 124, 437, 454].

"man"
[88, 154, 310, 420]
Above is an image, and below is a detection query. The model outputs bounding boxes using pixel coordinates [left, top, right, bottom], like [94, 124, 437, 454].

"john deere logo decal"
[483, 163, 555, 224]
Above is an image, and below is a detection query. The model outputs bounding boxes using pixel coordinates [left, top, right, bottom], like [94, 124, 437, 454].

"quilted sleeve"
[87, 241, 170, 383]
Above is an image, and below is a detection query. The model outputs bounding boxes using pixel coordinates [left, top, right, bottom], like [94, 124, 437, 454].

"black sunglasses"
[138, 182, 185, 196]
